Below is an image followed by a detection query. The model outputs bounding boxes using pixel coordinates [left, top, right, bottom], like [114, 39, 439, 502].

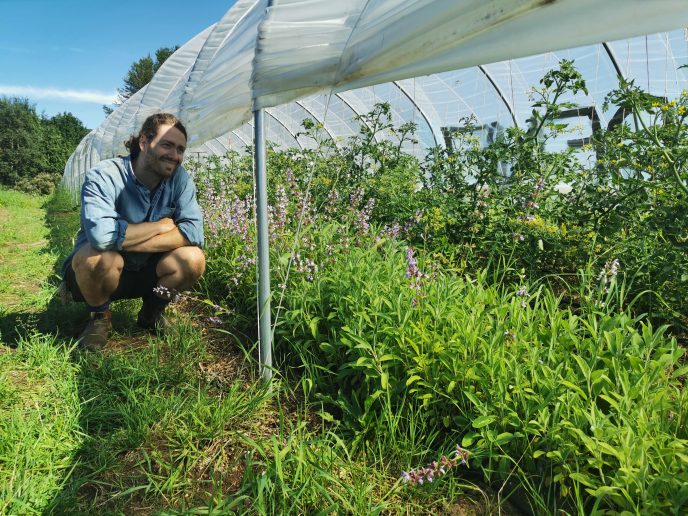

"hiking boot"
[78, 310, 112, 351]
[137, 299, 172, 332]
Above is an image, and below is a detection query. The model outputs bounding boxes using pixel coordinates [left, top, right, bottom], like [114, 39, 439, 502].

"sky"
[0, 0, 234, 129]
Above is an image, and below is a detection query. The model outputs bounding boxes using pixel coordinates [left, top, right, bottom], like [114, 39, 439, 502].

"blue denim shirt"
[63, 156, 204, 273]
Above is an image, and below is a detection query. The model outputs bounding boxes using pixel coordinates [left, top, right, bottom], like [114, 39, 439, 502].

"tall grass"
[0, 335, 81, 515]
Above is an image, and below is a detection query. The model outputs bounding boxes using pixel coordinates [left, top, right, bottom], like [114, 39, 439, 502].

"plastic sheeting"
[62, 0, 688, 190]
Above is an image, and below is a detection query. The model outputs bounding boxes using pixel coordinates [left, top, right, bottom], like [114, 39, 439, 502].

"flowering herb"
[598, 258, 620, 285]
[153, 285, 182, 302]
[401, 445, 471, 486]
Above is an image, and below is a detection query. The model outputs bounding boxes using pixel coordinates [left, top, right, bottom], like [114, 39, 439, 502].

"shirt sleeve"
[173, 168, 205, 248]
[80, 169, 128, 251]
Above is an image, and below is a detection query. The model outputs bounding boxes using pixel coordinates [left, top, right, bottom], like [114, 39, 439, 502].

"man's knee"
[159, 246, 206, 282]
[72, 245, 124, 278]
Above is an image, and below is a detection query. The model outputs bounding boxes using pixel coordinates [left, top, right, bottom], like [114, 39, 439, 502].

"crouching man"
[62, 113, 205, 350]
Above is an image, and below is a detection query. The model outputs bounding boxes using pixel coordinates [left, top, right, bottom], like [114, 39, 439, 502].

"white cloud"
[0, 84, 116, 104]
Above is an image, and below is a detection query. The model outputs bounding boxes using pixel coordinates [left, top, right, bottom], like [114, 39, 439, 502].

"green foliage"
[0, 98, 88, 193]
[0, 97, 45, 188]
[274, 239, 688, 513]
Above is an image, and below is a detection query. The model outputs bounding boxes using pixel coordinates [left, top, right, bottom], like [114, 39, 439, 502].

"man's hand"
[122, 218, 178, 249]
[156, 217, 176, 234]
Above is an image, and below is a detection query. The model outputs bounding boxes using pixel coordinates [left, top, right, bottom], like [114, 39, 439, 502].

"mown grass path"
[0, 188, 267, 515]
[0, 189, 56, 310]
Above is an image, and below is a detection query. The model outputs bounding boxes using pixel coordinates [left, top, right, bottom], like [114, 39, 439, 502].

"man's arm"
[124, 226, 192, 253]
[121, 218, 176, 248]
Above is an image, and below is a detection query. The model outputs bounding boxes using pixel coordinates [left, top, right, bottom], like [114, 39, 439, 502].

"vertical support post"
[253, 109, 273, 381]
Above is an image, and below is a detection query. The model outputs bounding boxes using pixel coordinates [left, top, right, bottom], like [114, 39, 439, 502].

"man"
[62, 112, 206, 350]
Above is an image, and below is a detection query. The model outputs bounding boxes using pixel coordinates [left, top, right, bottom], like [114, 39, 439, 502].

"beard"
[143, 152, 179, 180]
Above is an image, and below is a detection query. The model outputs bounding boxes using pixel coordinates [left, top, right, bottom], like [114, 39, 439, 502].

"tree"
[42, 113, 89, 178]
[0, 97, 44, 187]
[0, 98, 89, 193]
[103, 46, 179, 115]
[45, 112, 89, 148]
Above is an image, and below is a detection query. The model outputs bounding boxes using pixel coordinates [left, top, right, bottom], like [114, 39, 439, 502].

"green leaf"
[278, 253, 292, 266]
[588, 485, 619, 497]
[406, 375, 422, 387]
[472, 415, 496, 429]
[572, 354, 591, 380]
[494, 432, 514, 445]
[560, 379, 587, 400]
[569, 472, 596, 487]
[309, 317, 320, 338]
[462, 432, 479, 447]
[546, 450, 563, 460]
[463, 390, 481, 407]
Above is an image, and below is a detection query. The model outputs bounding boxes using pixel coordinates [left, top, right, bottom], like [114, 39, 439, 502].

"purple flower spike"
[401, 445, 471, 486]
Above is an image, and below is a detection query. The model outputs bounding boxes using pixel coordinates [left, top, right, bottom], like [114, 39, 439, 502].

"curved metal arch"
[230, 129, 251, 148]
[336, 86, 420, 146]
[262, 108, 305, 150]
[332, 91, 378, 140]
[391, 80, 439, 147]
[430, 71, 486, 126]
[602, 41, 639, 131]
[204, 139, 230, 156]
[477, 65, 518, 127]
[602, 41, 624, 79]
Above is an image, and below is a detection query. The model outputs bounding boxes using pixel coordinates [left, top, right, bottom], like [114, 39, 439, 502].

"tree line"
[0, 98, 89, 194]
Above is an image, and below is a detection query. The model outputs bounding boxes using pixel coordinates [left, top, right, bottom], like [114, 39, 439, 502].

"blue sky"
[0, 0, 234, 129]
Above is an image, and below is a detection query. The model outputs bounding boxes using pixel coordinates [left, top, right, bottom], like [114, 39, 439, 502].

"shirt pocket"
[156, 202, 177, 220]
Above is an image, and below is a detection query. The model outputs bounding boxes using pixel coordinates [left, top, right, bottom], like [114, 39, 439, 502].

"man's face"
[139, 123, 187, 180]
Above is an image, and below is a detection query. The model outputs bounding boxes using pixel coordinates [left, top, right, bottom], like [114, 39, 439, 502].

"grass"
[0, 335, 81, 515]
[0, 189, 58, 310]
[0, 186, 502, 514]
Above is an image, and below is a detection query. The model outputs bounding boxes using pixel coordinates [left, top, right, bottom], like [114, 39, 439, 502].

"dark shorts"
[64, 253, 163, 303]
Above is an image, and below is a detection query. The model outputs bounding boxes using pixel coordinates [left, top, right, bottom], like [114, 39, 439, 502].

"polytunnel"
[62, 0, 688, 186]
[60, 0, 688, 378]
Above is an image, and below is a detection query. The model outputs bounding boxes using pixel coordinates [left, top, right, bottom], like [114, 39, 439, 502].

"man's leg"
[71, 245, 124, 349]
[156, 245, 206, 292]
[71, 245, 125, 306]
[138, 246, 205, 330]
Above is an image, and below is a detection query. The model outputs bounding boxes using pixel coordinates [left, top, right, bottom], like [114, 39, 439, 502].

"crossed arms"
[122, 218, 192, 253]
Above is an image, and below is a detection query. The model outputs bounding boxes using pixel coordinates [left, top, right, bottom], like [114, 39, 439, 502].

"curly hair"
[125, 113, 187, 160]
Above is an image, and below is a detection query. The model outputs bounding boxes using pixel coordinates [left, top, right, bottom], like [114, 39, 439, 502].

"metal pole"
[253, 109, 273, 381]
